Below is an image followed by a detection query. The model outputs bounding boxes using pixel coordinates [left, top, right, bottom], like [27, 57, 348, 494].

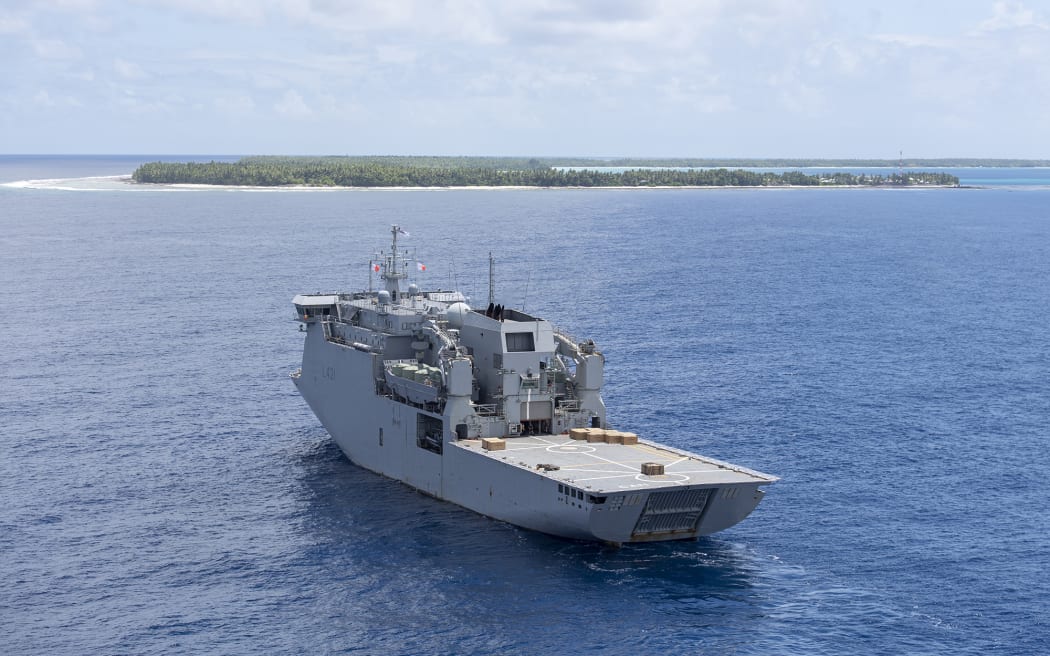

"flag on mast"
[416, 261, 426, 272]
[372, 262, 380, 272]
[397, 227, 410, 237]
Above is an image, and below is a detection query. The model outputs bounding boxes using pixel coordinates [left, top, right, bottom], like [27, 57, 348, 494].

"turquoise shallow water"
[2, 158, 1048, 654]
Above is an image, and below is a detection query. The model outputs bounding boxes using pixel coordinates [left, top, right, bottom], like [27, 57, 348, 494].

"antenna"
[488, 252, 495, 307]
[522, 269, 531, 311]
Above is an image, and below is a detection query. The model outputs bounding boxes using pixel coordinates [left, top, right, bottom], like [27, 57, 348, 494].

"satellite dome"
[445, 302, 471, 328]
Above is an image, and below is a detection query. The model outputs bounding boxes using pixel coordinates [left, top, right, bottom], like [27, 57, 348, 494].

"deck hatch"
[632, 488, 713, 536]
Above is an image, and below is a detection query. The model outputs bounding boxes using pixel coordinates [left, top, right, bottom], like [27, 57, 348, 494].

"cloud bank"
[1, 0, 1047, 156]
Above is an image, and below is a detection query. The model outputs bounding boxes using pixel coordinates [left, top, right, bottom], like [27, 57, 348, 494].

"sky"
[1, 0, 1048, 157]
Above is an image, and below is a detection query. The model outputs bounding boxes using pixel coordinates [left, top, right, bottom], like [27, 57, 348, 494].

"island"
[131, 156, 960, 188]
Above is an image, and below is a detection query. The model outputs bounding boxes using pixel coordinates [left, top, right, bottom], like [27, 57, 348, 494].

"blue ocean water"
[2, 159, 1049, 655]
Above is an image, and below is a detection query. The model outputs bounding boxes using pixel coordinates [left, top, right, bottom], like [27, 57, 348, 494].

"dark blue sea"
[2, 156, 1049, 655]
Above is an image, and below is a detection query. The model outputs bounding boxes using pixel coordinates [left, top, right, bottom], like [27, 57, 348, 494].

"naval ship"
[292, 226, 776, 544]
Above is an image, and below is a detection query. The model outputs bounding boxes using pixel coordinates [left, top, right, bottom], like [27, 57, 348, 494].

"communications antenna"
[488, 252, 495, 306]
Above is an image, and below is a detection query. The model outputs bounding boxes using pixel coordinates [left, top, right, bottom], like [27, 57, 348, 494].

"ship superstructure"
[292, 225, 776, 544]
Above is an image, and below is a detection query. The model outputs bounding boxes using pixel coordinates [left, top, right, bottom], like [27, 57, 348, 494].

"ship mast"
[382, 224, 410, 299]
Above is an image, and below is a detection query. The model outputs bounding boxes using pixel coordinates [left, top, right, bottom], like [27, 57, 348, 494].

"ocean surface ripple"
[2, 158, 1049, 655]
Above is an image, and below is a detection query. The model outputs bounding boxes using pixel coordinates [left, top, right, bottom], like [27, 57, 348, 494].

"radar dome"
[445, 302, 471, 328]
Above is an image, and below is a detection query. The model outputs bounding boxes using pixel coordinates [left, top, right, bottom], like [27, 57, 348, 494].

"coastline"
[1, 174, 962, 192]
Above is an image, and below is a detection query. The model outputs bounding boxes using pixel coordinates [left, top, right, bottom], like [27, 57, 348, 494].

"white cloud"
[114, 58, 147, 79]
[274, 89, 312, 118]
[50, 0, 100, 10]
[33, 89, 82, 108]
[140, 0, 268, 24]
[870, 33, 957, 49]
[214, 93, 256, 115]
[767, 68, 828, 116]
[660, 77, 734, 113]
[5, 0, 1050, 156]
[978, 1, 1048, 31]
[804, 39, 868, 76]
[117, 89, 172, 114]
[33, 89, 56, 107]
[0, 14, 30, 34]
[375, 45, 417, 65]
[31, 38, 81, 59]
[854, 3, 1050, 116]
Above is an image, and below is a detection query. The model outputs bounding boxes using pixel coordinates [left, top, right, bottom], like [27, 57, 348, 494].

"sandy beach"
[3, 175, 958, 192]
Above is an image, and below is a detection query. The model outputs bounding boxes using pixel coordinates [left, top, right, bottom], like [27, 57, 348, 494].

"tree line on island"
[132, 156, 960, 188]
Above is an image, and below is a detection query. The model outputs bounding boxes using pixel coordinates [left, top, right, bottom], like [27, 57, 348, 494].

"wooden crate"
[585, 429, 606, 443]
[482, 437, 506, 451]
[641, 462, 665, 475]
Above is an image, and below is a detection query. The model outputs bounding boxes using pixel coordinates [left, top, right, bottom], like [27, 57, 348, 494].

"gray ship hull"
[290, 226, 775, 544]
[293, 324, 771, 544]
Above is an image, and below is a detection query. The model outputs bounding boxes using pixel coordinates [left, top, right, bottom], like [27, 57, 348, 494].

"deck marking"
[504, 444, 564, 452]
[546, 444, 597, 454]
[572, 473, 645, 482]
[529, 436, 559, 446]
[635, 472, 689, 484]
[578, 450, 646, 472]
